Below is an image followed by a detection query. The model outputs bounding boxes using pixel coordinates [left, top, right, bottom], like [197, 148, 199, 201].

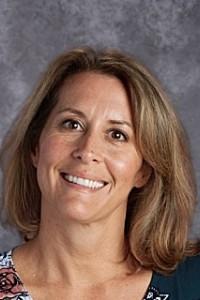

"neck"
[24, 212, 134, 286]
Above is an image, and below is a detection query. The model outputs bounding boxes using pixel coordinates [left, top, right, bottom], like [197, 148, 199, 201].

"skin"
[13, 72, 152, 300]
[33, 72, 145, 224]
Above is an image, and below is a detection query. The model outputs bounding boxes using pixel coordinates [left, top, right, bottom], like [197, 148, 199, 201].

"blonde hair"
[0, 47, 198, 274]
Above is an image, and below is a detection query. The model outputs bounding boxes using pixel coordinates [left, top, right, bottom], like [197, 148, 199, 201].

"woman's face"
[32, 72, 145, 225]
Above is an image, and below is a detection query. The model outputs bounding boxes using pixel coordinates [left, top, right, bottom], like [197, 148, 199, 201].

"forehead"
[55, 71, 133, 120]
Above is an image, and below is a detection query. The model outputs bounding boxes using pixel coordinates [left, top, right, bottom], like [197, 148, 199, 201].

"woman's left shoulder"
[177, 254, 200, 284]
[151, 254, 200, 300]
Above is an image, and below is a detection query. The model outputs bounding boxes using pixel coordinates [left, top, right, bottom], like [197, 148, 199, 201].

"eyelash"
[108, 129, 128, 142]
[61, 119, 84, 130]
[60, 119, 129, 142]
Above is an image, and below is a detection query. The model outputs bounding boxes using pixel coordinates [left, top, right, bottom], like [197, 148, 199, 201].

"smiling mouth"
[61, 173, 108, 190]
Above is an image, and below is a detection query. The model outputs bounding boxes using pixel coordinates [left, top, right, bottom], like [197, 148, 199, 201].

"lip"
[60, 172, 109, 192]
[60, 172, 109, 185]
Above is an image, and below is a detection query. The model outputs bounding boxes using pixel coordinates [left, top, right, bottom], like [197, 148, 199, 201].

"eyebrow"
[57, 107, 133, 129]
[57, 107, 86, 118]
[108, 120, 133, 129]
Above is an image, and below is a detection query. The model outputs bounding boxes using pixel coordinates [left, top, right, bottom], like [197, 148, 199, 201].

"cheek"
[107, 150, 143, 184]
[38, 134, 69, 165]
[35, 136, 69, 193]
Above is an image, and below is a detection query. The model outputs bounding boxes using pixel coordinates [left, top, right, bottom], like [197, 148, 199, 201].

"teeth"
[63, 174, 105, 190]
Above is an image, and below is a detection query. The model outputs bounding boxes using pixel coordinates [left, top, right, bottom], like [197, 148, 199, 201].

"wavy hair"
[0, 47, 198, 274]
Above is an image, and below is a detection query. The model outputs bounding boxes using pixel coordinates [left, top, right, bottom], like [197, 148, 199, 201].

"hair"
[0, 47, 198, 274]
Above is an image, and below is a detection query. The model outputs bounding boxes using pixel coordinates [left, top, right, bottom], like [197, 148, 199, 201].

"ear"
[134, 162, 152, 188]
[31, 146, 39, 168]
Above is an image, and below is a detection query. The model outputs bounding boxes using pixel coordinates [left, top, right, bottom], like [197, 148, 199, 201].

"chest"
[26, 278, 150, 300]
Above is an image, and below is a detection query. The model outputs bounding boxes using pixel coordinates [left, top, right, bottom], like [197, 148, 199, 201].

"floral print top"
[0, 249, 200, 299]
[0, 250, 31, 300]
[0, 249, 162, 300]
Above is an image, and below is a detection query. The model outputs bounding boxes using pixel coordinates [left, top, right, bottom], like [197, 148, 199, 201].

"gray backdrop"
[0, 0, 199, 252]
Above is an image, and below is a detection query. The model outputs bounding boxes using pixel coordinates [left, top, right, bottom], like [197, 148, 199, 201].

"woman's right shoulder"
[0, 249, 30, 299]
[0, 249, 13, 268]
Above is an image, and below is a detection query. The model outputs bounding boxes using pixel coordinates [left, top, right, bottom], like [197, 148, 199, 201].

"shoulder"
[177, 254, 200, 279]
[150, 255, 200, 300]
[175, 254, 200, 295]
[0, 249, 30, 299]
[169, 254, 200, 288]
[0, 249, 13, 268]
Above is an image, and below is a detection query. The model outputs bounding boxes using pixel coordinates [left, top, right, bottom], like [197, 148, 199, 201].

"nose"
[72, 132, 102, 164]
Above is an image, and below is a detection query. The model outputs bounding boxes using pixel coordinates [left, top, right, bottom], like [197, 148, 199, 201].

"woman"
[0, 47, 199, 300]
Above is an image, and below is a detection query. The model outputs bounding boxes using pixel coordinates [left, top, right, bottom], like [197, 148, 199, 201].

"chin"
[57, 201, 99, 224]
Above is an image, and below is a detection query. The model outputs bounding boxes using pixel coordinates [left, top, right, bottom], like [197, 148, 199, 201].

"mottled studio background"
[0, 0, 199, 251]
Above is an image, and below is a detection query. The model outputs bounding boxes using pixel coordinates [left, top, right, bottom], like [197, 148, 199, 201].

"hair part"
[0, 47, 198, 274]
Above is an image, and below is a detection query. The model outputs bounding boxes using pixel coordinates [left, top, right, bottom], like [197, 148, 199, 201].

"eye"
[62, 119, 83, 131]
[109, 129, 128, 142]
